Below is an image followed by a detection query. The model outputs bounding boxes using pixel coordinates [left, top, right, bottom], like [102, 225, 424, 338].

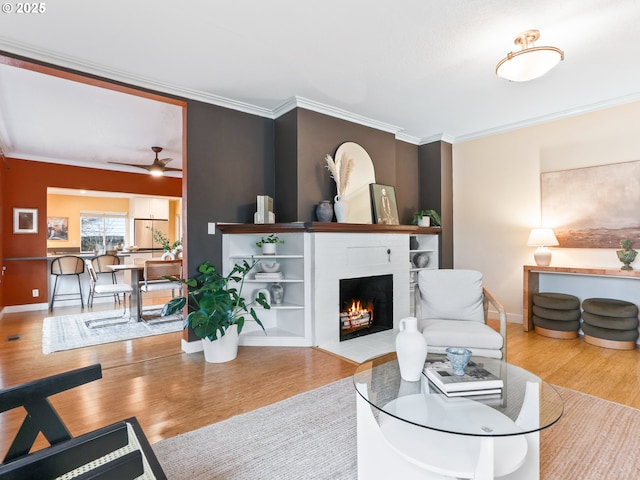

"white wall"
[453, 100, 640, 323]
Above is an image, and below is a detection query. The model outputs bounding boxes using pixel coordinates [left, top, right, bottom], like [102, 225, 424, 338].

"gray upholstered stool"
[532, 293, 581, 339]
[582, 298, 639, 350]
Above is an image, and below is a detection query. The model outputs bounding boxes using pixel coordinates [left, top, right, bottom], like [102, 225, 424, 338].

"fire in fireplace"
[339, 274, 393, 341]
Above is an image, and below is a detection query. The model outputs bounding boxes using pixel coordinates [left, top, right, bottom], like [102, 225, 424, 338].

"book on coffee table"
[423, 358, 503, 393]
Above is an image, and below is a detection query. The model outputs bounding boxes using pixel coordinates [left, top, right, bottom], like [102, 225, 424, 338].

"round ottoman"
[532, 293, 581, 339]
[582, 298, 639, 350]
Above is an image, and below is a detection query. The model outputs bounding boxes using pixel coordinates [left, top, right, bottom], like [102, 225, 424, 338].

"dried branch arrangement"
[325, 154, 354, 197]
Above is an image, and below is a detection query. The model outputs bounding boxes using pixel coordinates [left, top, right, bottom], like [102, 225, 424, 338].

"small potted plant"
[162, 260, 270, 363]
[411, 209, 441, 227]
[147, 226, 182, 258]
[256, 234, 284, 255]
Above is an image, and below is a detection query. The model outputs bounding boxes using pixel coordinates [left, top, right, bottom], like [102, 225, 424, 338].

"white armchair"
[415, 269, 507, 359]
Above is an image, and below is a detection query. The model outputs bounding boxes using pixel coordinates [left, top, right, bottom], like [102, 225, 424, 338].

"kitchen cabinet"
[131, 197, 169, 220]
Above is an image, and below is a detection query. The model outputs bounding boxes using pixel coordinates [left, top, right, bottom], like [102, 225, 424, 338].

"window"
[80, 211, 127, 252]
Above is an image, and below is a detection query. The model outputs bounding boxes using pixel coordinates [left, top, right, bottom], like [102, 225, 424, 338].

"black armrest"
[0, 364, 102, 462]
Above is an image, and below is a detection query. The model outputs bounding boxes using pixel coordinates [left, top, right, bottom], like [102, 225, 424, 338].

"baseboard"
[181, 338, 203, 354]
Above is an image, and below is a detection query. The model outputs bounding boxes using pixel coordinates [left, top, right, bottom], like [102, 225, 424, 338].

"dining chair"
[137, 259, 183, 321]
[91, 254, 121, 302]
[49, 256, 85, 310]
[85, 260, 133, 317]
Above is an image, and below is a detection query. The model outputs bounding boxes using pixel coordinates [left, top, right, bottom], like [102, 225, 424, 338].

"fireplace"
[340, 274, 393, 341]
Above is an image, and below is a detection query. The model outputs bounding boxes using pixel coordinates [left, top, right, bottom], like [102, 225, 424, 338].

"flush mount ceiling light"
[496, 29, 564, 82]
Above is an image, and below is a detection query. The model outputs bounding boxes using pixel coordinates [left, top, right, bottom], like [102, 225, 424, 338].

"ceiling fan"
[109, 146, 181, 176]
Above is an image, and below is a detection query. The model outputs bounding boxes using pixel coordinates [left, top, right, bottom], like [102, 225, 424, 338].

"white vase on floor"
[395, 316, 428, 381]
[334, 195, 349, 223]
[202, 324, 239, 363]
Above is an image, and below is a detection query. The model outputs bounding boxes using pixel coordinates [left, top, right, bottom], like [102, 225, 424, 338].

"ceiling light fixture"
[496, 29, 564, 82]
[149, 164, 164, 177]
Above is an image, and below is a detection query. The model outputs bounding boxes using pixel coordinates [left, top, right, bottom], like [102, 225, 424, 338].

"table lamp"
[527, 228, 559, 266]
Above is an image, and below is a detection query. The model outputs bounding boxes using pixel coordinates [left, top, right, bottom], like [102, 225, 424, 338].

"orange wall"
[1, 158, 181, 308]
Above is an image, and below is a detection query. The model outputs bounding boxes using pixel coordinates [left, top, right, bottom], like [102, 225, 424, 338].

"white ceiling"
[0, 0, 639, 174]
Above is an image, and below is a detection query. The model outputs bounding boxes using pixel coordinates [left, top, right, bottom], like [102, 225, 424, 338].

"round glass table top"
[353, 353, 564, 437]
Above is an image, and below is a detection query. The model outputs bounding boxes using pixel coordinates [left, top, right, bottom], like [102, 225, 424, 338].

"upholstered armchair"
[415, 269, 507, 359]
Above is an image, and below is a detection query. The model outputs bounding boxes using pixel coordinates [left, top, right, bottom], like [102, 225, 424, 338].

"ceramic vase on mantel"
[202, 324, 239, 363]
[334, 195, 349, 223]
[395, 316, 428, 381]
[316, 200, 334, 222]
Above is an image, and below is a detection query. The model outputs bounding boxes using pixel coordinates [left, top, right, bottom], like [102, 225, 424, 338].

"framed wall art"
[14, 208, 38, 234]
[541, 160, 640, 248]
[370, 183, 399, 225]
[47, 217, 69, 240]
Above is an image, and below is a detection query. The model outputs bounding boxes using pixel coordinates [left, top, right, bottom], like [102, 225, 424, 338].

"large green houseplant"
[162, 260, 270, 362]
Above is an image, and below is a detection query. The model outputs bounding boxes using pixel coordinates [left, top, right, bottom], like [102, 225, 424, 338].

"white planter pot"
[417, 216, 430, 227]
[262, 243, 277, 255]
[201, 324, 239, 363]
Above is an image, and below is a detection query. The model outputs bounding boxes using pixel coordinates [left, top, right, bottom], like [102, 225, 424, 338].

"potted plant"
[256, 234, 284, 255]
[411, 209, 441, 227]
[162, 260, 270, 363]
[147, 226, 182, 258]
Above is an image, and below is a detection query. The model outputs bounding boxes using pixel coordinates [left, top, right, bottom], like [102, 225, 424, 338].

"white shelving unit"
[222, 230, 312, 347]
[409, 232, 439, 316]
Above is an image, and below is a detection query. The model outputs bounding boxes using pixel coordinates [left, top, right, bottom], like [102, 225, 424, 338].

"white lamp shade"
[496, 47, 563, 82]
[527, 228, 559, 247]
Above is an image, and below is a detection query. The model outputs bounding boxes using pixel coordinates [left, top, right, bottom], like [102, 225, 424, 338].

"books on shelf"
[423, 357, 503, 395]
[254, 272, 284, 280]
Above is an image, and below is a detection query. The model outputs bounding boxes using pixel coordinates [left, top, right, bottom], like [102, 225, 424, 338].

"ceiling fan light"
[149, 166, 164, 177]
[496, 30, 563, 82]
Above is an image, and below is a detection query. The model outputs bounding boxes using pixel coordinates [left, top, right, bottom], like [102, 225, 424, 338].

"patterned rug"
[42, 308, 182, 354]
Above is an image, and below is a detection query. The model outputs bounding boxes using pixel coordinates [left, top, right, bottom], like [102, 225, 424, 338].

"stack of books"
[254, 272, 284, 280]
[423, 357, 503, 398]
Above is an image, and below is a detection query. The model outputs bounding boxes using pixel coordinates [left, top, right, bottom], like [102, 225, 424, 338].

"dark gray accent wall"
[185, 99, 275, 275]
[274, 109, 298, 222]
[418, 141, 453, 268]
[395, 140, 420, 224]
[278, 108, 399, 222]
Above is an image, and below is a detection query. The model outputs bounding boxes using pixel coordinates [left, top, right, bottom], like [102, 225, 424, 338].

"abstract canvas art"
[541, 160, 640, 248]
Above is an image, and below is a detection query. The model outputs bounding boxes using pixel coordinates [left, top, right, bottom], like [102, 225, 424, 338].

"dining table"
[108, 263, 145, 321]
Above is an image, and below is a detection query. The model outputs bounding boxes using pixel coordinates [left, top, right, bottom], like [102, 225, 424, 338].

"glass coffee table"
[353, 353, 563, 479]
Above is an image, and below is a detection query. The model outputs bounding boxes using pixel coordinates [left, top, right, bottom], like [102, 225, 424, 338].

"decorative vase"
[270, 282, 284, 304]
[617, 240, 638, 271]
[202, 324, 239, 363]
[316, 200, 334, 222]
[334, 195, 349, 223]
[161, 250, 176, 260]
[412, 252, 430, 268]
[395, 316, 428, 381]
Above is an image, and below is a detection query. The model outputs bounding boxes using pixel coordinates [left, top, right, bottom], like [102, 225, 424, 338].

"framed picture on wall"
[14, 208, 38, 234]
[370, 183, 399, 225]
[47, 217, 69, 240]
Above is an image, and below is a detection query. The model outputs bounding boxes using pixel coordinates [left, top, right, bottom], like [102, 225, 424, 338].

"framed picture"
[14, 208, 38, 234]
[47, 217, 69, 240]
[370, 184, 400, 225]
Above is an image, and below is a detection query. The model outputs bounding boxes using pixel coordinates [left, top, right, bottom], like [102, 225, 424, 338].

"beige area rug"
[42, 308, 182, 354]
[151, 378, 640, 479]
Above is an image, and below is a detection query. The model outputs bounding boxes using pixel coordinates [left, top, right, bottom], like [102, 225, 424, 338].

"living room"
[2, 2, 640, 478]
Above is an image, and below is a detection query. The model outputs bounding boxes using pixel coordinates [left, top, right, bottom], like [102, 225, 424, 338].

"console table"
[523, 265, 640, 331]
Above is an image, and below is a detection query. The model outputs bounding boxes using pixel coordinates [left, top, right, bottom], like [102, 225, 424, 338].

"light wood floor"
[1, 305, 639, 457]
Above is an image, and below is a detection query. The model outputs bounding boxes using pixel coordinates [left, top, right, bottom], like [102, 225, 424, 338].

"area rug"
[152, 378, 640, 480]
[42, 309, 182, 354]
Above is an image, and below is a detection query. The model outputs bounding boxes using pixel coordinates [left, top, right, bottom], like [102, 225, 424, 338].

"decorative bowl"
[446, 347, 472, 376]
[260, 262, 280, 273]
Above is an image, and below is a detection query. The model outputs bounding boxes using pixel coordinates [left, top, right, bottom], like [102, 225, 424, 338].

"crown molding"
[454, 92, 640, 143]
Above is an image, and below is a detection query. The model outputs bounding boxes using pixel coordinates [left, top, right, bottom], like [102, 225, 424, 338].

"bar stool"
[50, 256, 85, 310]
